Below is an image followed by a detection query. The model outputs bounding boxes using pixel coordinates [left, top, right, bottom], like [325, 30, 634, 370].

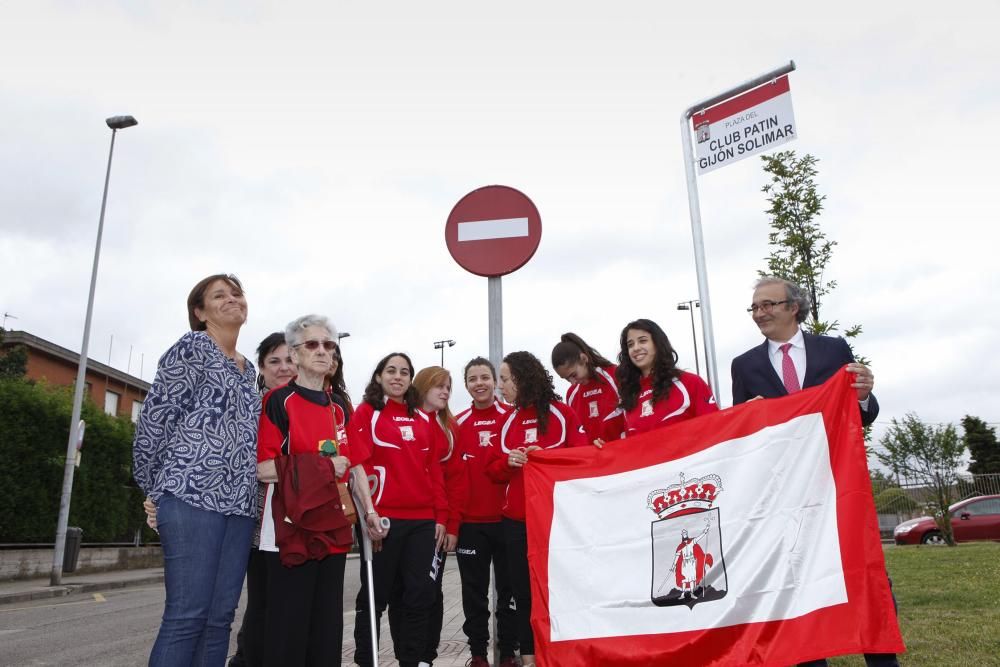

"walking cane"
[350, 474, 387, 667]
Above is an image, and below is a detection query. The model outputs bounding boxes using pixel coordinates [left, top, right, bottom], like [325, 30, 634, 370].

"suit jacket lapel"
[802, 332, 821, 388]
[754, 339, 787, 397]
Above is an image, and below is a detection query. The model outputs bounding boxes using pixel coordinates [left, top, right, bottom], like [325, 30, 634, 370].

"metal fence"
[872, 473, 1000, 536]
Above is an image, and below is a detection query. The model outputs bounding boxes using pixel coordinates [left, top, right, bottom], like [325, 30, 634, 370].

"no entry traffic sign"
[445, 185, 542, 277]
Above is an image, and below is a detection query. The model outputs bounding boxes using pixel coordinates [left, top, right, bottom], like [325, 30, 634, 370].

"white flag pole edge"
[679, 60, 797, 403]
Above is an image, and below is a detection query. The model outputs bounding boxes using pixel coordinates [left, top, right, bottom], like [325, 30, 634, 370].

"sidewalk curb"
[0, 554, 364, 606]
[0, 573, 165, 606]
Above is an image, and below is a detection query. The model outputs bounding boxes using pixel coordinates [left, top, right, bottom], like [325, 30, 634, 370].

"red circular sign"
[445, 185, 542, 277]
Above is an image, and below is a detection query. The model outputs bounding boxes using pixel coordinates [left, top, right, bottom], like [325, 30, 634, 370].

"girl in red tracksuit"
[551, 331, 625, 445]
[351, 353, 448, 667]
[454, 357, 518, 667]
[616, 318, 719, 437]
[395, 365, 468, 666]
[486, 351, 589, 667]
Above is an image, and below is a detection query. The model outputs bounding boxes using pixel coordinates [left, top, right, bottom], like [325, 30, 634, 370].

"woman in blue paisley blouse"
[134, 273, 261, 667]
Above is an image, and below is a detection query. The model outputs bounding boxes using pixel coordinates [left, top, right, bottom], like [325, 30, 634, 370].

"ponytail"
[551, 332, 614, 383]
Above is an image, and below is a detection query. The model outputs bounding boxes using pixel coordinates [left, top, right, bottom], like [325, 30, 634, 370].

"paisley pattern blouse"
[133, 331, 260, 517]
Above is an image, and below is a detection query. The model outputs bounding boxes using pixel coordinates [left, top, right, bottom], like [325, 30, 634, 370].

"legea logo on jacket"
[647, 472, 728, 609]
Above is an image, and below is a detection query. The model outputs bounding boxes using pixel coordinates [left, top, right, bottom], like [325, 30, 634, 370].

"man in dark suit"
[731, 276, 878, 424]
[731, 277, 896, 667]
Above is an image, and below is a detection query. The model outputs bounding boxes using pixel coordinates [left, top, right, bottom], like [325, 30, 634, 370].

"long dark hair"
[551, 332, 614, 385]
[616, 319, 681, 411]
[326, 342, 353, 414]
[362, 352, 420, 415]
[255, 331, 286, 393]
[504, 351, 560, 433]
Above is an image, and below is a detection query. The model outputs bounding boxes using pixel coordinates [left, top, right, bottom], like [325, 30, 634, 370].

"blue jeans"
[150, 493, 254, 667]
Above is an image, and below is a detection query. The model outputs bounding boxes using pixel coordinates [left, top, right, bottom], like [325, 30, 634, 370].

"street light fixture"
[677, 300, 701, 377]
[433, 339, 456, 367]
[51, 115, 137, 586]
[336, 332, 351, 343]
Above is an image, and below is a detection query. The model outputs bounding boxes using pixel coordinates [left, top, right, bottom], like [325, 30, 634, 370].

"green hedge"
[0, 378, 153, 543]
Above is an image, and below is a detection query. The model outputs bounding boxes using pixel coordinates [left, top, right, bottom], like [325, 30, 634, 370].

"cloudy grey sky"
[2, 1, 998, 453]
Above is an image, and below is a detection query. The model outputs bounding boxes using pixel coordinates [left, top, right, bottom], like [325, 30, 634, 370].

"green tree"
[873, 487, 920, 515]
[876, 414, 966, 546]
[758, 151, 864, 346]
[0, 329, 27, 379]
[962, 415, 1000, 475]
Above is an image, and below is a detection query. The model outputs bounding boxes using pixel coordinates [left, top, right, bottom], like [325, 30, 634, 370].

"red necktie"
[780, 343, 801, 394]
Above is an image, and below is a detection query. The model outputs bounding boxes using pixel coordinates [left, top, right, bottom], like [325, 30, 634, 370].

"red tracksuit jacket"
[455, 400, 511, 523]
[351, 399, 448, 524]
[485, 401, 588, 521]
[257, 382, 353, 556]
[623, 371, 719, 436]
[427, 410, 468, 535]
[565, 364, 625, 443]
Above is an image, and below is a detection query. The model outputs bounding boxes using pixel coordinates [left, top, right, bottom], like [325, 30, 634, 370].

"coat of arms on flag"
[524, 369, 904, 666]
[649, 472, 726, 608]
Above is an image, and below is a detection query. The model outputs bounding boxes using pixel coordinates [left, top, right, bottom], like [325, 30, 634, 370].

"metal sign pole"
[679, 60, 797, 403]
[487, 275, 502, 665]
[488, 277, 503, 372]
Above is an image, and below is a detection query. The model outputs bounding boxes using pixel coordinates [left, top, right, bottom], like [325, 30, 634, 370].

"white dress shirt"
[767, 329, 806, 389]
[766, 329, 870, 409]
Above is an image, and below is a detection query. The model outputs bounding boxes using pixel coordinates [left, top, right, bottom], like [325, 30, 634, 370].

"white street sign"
[693, 75, 796, 175]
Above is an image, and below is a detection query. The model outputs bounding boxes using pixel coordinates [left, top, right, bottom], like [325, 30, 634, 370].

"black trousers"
[503, 518, 534, 656]
[261, 551, 346, 667]
[388, 549, 447, 663]
[229, 549, 267, 667]
[456, 521, 517, 659]
[353, 518, 436, 667]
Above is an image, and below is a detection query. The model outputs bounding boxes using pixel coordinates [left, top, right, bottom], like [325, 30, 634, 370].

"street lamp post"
[336, 332, 351, 343]
[433, 339, 456, 367]
[51, 115, 137, 586]
[677, 300, 701, 377]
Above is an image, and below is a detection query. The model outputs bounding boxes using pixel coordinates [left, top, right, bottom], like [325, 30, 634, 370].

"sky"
[2, 1, 998, 459]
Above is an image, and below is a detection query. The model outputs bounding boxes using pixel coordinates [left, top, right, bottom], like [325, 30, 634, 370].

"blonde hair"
[413, 366, 456, 456]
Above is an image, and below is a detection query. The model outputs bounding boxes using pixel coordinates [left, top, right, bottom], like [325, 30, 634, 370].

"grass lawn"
[829, 542, 1000, 666]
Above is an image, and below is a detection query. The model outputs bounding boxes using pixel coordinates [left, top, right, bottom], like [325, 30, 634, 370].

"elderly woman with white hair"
[255, 314, 384, 666]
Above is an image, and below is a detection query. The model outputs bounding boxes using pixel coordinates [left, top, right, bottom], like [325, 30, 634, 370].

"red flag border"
[525, 370, 904, 666]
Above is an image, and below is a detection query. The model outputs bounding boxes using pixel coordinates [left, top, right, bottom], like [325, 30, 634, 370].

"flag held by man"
[525, 369, 903, 666]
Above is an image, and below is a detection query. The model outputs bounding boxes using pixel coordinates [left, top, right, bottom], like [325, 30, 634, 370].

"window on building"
[104, 390, 120, 416]
[131, 400, 143, 423]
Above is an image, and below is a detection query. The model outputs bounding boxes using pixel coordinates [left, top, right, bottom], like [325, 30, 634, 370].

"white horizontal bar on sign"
[457, 217, 529, 242]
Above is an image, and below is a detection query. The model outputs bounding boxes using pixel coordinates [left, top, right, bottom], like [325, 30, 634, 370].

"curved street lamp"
[677, 299, 701, 377]
[51, 115, 138, 585]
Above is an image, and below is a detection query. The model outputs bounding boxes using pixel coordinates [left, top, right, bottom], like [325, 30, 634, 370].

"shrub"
[0, 378, 148, 542]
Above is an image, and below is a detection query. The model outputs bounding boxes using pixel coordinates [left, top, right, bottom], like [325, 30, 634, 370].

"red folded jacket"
[272, 453, 354, 567]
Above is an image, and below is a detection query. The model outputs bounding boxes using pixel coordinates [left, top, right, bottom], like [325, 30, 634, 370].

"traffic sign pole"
[680, 60, 796, 402]
[488, 276, 503, 374]
[446, 186, 541, 666]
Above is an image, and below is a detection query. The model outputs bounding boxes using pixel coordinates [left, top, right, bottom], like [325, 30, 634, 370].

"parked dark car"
[893, 495, 1000, 545]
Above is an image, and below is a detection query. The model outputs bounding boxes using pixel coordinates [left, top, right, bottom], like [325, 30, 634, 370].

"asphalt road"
[0, 557, 379, 666]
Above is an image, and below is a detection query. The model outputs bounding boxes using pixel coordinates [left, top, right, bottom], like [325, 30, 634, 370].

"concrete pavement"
[1, 557, 485, 666]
